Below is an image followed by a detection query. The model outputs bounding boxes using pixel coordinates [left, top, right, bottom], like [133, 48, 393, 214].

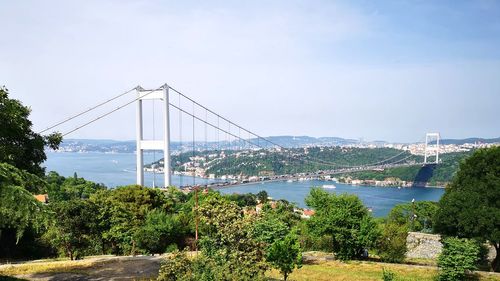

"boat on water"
[322, 184, 336, 189]
[286, 179, 294, 183]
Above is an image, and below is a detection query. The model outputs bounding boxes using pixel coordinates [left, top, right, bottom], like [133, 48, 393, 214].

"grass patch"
[0, 259, 111, 276]
[266, 260, 500, 281]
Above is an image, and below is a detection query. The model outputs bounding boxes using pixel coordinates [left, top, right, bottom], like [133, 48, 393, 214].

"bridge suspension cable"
[39, 87, 137, 134]
[169, 85, 418, 170]
[61, 87, 162, 137]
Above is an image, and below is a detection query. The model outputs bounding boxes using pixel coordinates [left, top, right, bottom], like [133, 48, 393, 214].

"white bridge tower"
[424, 132, 440, 164]
[136, 85, 171, 187]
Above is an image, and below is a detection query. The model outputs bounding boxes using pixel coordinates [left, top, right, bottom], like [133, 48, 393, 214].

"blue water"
[219, 181, 444, 217]
[44, 152, 213, 188]
[44, 152, 445, 217]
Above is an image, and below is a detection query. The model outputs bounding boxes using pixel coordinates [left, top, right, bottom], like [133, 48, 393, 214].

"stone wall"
[406, 232, 496, 262]
[406, 232, 442, 259]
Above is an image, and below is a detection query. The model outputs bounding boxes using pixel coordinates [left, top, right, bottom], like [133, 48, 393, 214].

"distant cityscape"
[53, 136, 500, 155]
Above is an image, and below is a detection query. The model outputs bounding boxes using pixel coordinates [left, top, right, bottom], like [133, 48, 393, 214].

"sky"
[1, 0, 499, 143]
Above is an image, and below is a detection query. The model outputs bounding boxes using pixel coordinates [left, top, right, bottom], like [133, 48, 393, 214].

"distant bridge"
[40, 83, 441, 189]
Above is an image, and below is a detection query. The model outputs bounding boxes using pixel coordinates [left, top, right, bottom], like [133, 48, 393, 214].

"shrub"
[165, 243, 178, 253]
[157, 251, 191, 281]
[377, 223, 408, 263]
[437, 237, 480, 281]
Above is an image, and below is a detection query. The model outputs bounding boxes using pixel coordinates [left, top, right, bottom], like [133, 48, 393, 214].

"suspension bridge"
[40, 83, 441, 189]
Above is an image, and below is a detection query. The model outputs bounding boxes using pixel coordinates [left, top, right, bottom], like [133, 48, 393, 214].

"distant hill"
[439, 137, 500, 145]
[250, 136, 359, 148]
[54, 136, 360, 153]
[53, 136, 499, 153]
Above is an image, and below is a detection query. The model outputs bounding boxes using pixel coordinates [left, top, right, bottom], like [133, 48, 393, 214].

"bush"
[377, 223, 408, 263]
[437, 237, 480, 281]
[134, 210, 184, 255]
[165, 244, 178, 253]
[157, 251, 191, 281]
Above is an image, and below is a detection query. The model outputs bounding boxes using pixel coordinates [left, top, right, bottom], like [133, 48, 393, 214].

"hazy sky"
[1, 0, 499, 143]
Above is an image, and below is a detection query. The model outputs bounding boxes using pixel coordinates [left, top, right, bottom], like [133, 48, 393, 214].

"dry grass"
[1, 255, 499, 281]
[0, 259, 106, 276]
[266, 260, 500, 281]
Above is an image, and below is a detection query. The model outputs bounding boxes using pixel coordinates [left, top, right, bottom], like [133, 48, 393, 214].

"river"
[44, 152, 445, 217]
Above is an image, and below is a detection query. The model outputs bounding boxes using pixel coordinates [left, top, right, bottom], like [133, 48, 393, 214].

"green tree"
[46, 171, 106, 201]
[134, 210, 185, 255]
[90, 185, 169, 255]
[388, 201, 438, 232]
[225, 192, 257, 207]
[266, 233, 302, 281]
[197, 195, 267, 280]
[43, 199, 99, 260]
[261, 199, 301, 229]
[256, 190, 268, 203]
[377, 222, 408, 263]
[251, 217, 289, 246]
[0, 87, 61, 176]
[305, 187, 379, 260]
[437, 237, 480, 281]
[0, 163, 47, 242]
[434, 147, 500, 271]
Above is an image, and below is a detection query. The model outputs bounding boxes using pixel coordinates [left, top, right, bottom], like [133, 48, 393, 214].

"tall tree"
[43, 199, 99, 260]
[266, 233, 302, 281]
[134, 210, 185, 255]
[434, 147, 500, 271]
[198, 195, 268, 280]
[305, 187, 379, 260]
[90, 185, 169, 255]
[0, 87, 61, 176]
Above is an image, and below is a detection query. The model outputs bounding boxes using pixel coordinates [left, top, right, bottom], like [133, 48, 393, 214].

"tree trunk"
[492, 243, 499, 272]
[284, 272, 288, 281]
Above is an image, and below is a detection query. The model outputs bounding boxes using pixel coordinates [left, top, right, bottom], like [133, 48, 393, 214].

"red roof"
[34, 194, 48, 203]
[303, 209, 315, 216]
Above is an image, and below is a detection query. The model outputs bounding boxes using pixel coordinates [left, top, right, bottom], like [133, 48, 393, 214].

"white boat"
[322, 184, 336, 189]
[286, 179, 294, 183]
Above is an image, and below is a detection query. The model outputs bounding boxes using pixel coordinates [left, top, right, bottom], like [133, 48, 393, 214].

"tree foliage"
[157, 250, 192, 281]
[89, 185, 170, 255]
[0, 87, 61, 176]
[197, 195, 267, 280]
[46, 171, 106, 201]
[305, 187, 379, 260]
[434, 147, 500, 271]
[387, 201, 438, 232]
[134, 210, 186, 255]
[43, 199, 99, 260]
[0, 163, 47, 242]
[251, 217, 289, 246]
[437, 237, 480, 281]
[376, 222, 408, 263]
[266, 233, 302, 281]
[256, 190, 268, 203]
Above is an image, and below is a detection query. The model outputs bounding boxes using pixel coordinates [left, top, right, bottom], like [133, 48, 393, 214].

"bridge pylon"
[136, 84, 171, 188]
[424, 132, 440, 164]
